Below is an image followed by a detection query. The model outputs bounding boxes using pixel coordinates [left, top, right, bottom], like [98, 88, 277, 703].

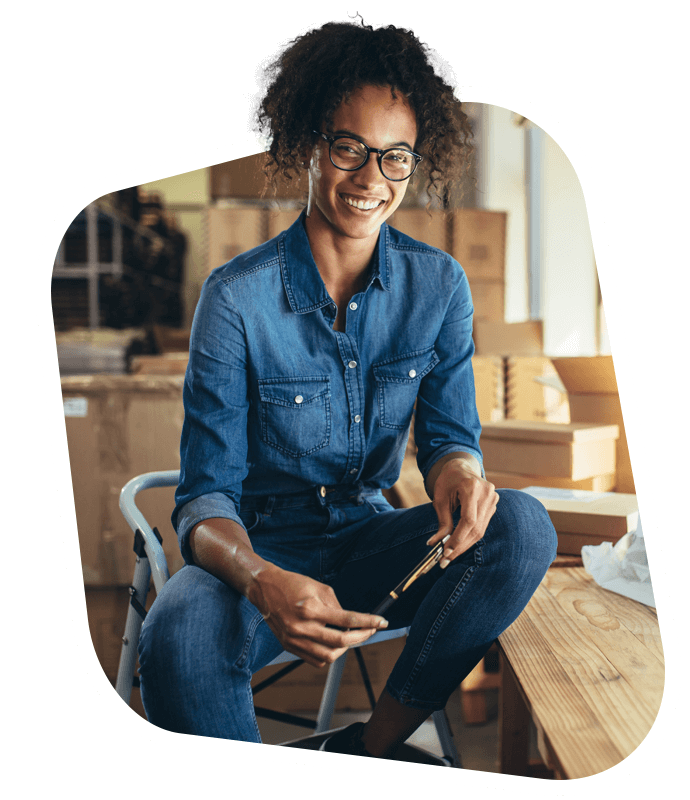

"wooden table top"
[497, 566, 664, 780]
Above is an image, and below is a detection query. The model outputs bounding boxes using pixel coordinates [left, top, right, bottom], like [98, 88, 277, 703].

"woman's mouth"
[341, 194, 384, 211]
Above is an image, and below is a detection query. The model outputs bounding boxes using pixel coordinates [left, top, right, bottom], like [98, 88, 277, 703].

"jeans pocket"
[374, 348, 439, 429]
[364, 493, 395, 515]
[258, 376, 331, 457]
[239, 510, 263, 535]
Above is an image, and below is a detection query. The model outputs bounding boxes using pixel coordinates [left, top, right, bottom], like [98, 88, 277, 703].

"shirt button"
[349, 469, 357, 475]
[348, 360, 357, 369]
[408, 369, 417, 378]
[354, 415, 361, 423]
[295, 395, 303, 404]
[349, 302, 358, 311]
[320, 486, 326, 497]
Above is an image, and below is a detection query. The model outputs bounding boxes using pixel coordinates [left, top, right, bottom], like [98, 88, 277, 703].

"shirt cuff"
[174, 492, 245, 565]
[419, 446, 485, 484]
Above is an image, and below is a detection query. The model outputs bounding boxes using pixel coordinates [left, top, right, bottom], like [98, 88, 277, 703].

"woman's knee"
[488, 489, 558, 569]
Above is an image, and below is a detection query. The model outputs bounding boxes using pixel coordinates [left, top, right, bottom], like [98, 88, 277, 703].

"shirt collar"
[279, 211, 392, 314]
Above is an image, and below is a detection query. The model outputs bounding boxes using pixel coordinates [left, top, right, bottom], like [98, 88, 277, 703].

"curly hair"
[256, 19, 473, 207]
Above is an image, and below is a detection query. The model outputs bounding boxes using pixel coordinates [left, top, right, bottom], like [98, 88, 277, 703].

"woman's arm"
[424, 453, 498, 568]
[190, 517, 389, 668]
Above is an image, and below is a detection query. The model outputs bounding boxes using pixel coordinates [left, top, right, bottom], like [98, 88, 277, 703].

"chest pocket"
[258, 377, 331, 457]
[373, 348, 439, 430]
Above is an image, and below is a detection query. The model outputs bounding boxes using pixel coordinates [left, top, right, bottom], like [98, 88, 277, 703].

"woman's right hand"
[248, 564, 389, 668]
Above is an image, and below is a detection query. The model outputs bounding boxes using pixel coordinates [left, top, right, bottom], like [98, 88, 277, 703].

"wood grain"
[498, 567, 664, 779]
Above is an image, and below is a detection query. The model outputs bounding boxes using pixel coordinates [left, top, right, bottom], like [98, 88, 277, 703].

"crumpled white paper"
[581, 518, 655, 608]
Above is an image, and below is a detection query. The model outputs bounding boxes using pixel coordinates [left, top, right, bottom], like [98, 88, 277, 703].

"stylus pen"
[372, 535, 451, 617]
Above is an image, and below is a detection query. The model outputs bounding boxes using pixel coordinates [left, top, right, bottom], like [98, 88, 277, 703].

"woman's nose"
[352, 156, 386, 188]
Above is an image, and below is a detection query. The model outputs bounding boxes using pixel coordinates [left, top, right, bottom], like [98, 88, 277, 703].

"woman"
[138, 19, 557, 758]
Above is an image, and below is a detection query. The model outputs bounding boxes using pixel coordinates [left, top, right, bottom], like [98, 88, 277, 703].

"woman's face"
[305, 84, 418, 250]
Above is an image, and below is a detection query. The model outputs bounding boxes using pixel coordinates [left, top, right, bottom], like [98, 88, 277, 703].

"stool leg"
[315, 653, 348, 733]
[115, 556, 151, 704]
[432, 709, 463, 768]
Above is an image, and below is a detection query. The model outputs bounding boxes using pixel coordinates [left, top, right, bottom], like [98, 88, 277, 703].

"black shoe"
[319, 722, 375, 757]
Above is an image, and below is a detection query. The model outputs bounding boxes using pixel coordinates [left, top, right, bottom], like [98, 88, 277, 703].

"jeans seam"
[235, 611, 265, 670]
[396, 539, 484, 705]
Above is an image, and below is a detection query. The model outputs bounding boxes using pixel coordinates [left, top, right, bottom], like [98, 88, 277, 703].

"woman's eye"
[384, 151, 411, 165]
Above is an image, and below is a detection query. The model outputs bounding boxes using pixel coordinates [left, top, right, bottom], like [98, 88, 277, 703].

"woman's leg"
[138, 564, 284, 742]
[330, 488, 558, 756]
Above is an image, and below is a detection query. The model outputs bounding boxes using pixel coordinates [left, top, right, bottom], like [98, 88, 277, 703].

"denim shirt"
[173, 212, 483, 563]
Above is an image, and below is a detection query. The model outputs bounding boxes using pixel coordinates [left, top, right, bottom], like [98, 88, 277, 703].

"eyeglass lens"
[330, 138, 415, 180]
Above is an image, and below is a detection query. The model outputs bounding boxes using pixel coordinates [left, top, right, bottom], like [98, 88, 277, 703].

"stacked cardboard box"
[451, 209, 506, 322]
[480, 420, 620, 487]
[63, 374, 186, 707]
[472, 320, 570, 424]
[205, 206, 266, 276]
[388, 208, 507, 322]
[521, 486, 639, 555]
[62, 374, 186, 586]
[210, 153, 308, 201]
[472, 355, 504, 422]
[505, 357, 569, 423]
[552, 356, 635, 493]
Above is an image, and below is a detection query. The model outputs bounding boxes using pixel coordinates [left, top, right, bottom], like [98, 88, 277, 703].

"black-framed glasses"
[313, 131, 422, 182]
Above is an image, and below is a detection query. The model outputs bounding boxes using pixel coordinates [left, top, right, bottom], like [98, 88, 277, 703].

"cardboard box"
[473, 319, 543, 357]
[267, 207, 304, 239]
[480, 420, 619, 481]
[130, 353, 189, 375]
[505, 356, 570, 423]
[472, 355, 504, 422]
[469, 280, 504, 321]
[521, 486, 639, 555]
[62, 375, 186, 586]
[206, 206, 266, 276]
[388, 208, 448, 250]
[551, 356, 635, 493]
[210, 153, 308, 200]
[450, 209, 506, 281]
[486, 470, 616, 493]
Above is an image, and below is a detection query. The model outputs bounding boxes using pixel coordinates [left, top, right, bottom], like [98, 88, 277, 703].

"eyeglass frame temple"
[312, 131, 422, 180]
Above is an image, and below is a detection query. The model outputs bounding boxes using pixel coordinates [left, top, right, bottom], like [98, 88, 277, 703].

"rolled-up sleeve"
[172, 273, 250, 564]
[414, 262, 484, 481]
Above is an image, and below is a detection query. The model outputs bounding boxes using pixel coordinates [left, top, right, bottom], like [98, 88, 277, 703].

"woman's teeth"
[343, 196, 381, 210]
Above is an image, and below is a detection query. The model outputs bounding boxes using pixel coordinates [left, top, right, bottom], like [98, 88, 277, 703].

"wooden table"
[497, 566, 664, 780]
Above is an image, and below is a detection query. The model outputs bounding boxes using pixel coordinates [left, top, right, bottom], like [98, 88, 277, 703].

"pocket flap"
[258, 376, 330, 406]
[373, 348, 439, 383]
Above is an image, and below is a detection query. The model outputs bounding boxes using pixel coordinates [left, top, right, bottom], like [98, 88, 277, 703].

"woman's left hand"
[426, 457, 499, 568]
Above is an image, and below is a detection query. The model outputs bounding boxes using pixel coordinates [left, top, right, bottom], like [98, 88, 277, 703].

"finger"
[318, 608, 390, 631]
[427, 497, 456, 547]
[440, 502, 497, 567]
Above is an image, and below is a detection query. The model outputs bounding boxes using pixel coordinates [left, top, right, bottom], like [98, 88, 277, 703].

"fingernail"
[378, 619, 389, 628]
[426, 537, 433, 546]
[439, 558, 450, 569]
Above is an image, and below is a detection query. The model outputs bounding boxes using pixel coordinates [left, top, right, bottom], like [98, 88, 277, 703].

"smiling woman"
[257, 21, 473, 208]
[136, 17, 558, 761]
